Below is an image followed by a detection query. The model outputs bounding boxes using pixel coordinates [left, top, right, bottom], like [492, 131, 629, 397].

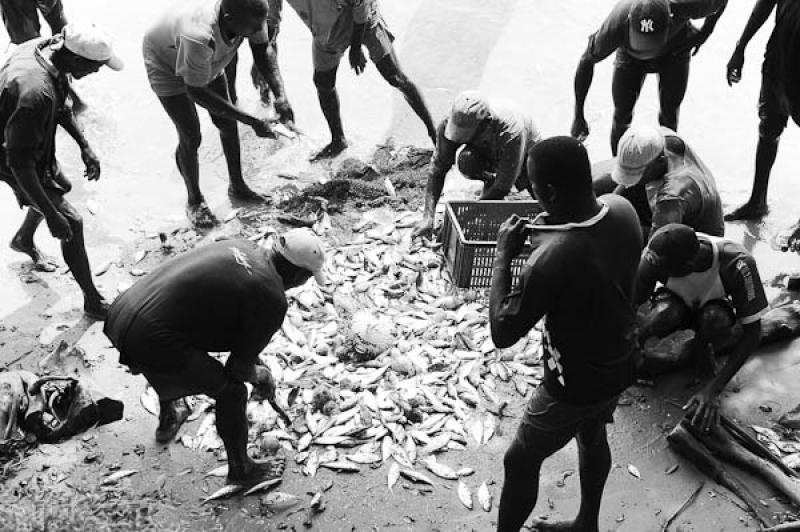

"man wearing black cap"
[635, 224, 768, 431]
[491, 137, 642, 532]
[724, 0, 800, 221]
[571, 0, 727, 154]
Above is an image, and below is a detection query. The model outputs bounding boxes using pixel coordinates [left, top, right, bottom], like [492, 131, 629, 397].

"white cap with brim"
[444, 90, 490, 143]
[276, 228, 327, 285]
[63, 23, 124, 71]
[612, 125, 665, 187]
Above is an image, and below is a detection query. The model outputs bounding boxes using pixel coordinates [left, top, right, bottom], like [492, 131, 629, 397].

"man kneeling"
[104, 229, 326, 486]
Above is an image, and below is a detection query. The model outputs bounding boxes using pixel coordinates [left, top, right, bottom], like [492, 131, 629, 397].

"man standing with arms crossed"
[491, 137, 642, 532]
[143, 0, 281, 228]
[571, 0, 727, 154]
[724, 0, 800, 221]
[268, 0, 436, 160]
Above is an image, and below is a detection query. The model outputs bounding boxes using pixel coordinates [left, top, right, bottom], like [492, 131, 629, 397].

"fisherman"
[268, 0, 436, 160]
[634, 224, 768, 431]
[0, 23, 122, 319]
[491, 137, 642, 532]
[571, 0, 727, 154]
[412, 91, 542, 239]
[143, 0, 279, 228]
[724, 0, 800, 221]
[104, 228, 327, 486]
[606, 125, 724, 240]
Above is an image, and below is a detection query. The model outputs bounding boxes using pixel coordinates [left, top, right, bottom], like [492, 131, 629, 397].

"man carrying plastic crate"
[490, 136, 642, 532]
[412, 90, 542, 239]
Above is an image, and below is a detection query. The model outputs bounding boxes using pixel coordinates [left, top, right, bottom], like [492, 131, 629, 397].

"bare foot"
[9, 239, 57, 272]
[155, 398, 191, 443]
[309, 139, 348, 162]
[228, 185, 268, 203]
[724, 201, 769, 221]
[186, 202, 219, 229]
[530, 518, 593, 532]
[228, 456, 287, 486]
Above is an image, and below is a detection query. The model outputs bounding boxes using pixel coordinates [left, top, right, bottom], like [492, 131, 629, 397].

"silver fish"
[457, 481, 473, 509]
[388, 462, 400, 490]
[201, 483, 243, 504]
[243, 478, 281, 496]
[399, 469, 434, 485]
[319, 461, 360, 473]
[477, 481, 492, 512]
[423, 456, 458, 480]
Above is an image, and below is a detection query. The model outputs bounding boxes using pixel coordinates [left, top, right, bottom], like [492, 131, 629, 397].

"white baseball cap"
[445, 90, 490, 143]
[275, 228, 327, 284]
[612, 125, 665, 187]
[63, 23, 124, 71]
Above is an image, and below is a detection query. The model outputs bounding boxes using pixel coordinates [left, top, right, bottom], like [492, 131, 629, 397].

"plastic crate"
[440, 200, 543, 289]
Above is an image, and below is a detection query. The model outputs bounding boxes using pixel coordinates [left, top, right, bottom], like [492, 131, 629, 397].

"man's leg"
[9, 208, 57, 272]
[311, 65, 348, 160]
[694, 301, 740, 377]
[656, 57, 690, 132]
[206, 74, 265, 202]
[157, 93, 216, 227]
[725, 76, 787, 221]
[570, 422, 612, 532]
[610, 60, 647, 155]
[52, 196, 107, 318]
[374, 44, 436, 145]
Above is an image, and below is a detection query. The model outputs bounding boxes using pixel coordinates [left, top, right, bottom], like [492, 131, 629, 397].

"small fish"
[382, 435, 393, 462]
[405, 436, 417, 464]
[664, 464, 679, 475]
[346, 452, 382, 465]
[457, 467, 475, 477]
[223, 208, 241, 223]
[94, 260, 112, 276]
[201, 483, 243, 504]
[422, 432, 451, 454]
[243, 478, 281, 496]
[477, 482, 492, 512]
[134, 250, 147, 264]
[261, 491, 301, 511]
[423, 456, 458, 480]
[457, 481, 473, 510]
[319, 461, 360, 473]
[203, 465, 229, 478]
[627, 464, 641, 479]
[388, 462, 400, 490]
[468, 417, 483, 446]
[140, 387, 159, 417]
[399, 469, 434, 486]
[303, 451, 319, 477]
[101, 469, 138, 485]
[482, 414, 497, 444]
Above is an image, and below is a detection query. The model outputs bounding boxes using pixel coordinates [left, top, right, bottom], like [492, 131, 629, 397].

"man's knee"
[577, 421, 608, 452]
[178, 128, 202, 152]
[697, 303, 735, 343]
[212, 117, 238, 137]
[639, 291, 688, 339]
[504, 439, 539, 476]
[457, 148, 492, 181]
[758, 115, 787, 142]
[313, 69, 336, 92]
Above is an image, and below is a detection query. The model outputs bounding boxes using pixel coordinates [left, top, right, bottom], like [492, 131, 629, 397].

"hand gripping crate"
[440, 200, 542, 289]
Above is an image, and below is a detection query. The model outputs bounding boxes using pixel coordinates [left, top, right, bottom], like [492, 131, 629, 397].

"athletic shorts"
[109, 317, 227, 401]
[312, 21, 394, 72]
[512, 385, 619, 460]
[758, 73, 799, 138]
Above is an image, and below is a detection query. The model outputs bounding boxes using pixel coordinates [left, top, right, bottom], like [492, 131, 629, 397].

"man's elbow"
[490, 320, 522, 349]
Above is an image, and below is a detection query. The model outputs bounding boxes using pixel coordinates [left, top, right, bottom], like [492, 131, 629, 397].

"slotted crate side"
[441, 200, 542, 288]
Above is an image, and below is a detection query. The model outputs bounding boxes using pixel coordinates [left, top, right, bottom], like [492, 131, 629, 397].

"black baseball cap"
[644, 223, 700, 274]
[628, 0, 670, 56]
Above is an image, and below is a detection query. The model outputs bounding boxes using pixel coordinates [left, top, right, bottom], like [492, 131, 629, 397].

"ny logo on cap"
[640, 18, 655, 33]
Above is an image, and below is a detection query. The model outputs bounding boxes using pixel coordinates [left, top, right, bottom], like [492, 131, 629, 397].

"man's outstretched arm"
[727, 0, 777, 84]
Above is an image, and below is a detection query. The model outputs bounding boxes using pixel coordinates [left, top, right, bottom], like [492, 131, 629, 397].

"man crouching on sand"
[104, 228, 327, 487]
[490, 137, 642, 532]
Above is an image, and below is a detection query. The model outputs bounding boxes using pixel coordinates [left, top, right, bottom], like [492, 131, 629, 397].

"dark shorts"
[0, 0, 62, 44]
[0, 160, 70, 210]
[109, 317, 227, 401]
[758, 72, 799, 138]
[614, 48, 690, 72]
[512, 385, 619, 460]
[313, 21, 395, 72]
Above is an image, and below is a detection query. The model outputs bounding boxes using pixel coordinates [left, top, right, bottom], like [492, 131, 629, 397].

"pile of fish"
[148, 210, 545, 510]
[750, 425, 800, 471]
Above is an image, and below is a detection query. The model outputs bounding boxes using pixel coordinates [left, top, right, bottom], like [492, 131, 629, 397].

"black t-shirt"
[492, 195, 643, 404]
[0, 38, 66, 184]
[764, 0, 800, 107]
[105, 241, 288, 358]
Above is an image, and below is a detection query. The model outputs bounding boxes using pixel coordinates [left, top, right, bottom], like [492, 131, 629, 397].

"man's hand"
[496, 214, 529, 260]
[274, 97, 295, 125]
[411, 216, 434, 240]
[46, 211, 73, 241]
[727, 48, 745, 86]
[251, 118, 277, 139]
[250, 365, 276, 402]
[683, 384, 720, 433]
[349, 45, 367, 75]
[570, 115, 589, 142]
[81, 146, 101, 181]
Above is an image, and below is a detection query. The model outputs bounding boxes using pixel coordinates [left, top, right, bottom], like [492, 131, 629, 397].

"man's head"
[642, 223, 705, 278]
[56, 23, 123, 78]
[274, 228, 327, 289]
[628, 0, 671, 57]
[527, 136, 594, 217]
[221, 0, 269, 38]
[612, 125, 666, 187]
[445, 91, 490, 144]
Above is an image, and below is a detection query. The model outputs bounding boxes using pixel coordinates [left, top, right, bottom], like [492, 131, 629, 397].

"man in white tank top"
[634, 223, 768, 432]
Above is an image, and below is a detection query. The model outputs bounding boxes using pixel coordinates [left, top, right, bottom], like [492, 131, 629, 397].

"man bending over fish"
[104, 229, 327, 487]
